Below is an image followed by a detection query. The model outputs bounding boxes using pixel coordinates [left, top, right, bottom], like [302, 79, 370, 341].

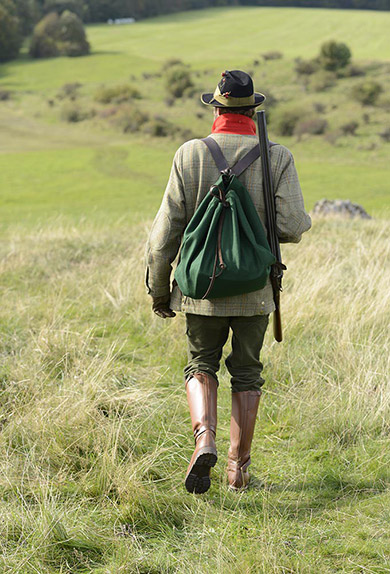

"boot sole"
[185, 449, 217, 494]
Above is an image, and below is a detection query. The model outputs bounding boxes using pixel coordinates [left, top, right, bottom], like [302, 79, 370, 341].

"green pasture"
[1, 7, 390, 91]
[1, 6, 390, 230]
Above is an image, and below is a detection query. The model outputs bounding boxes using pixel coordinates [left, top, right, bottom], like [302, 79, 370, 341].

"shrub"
[295, 118, 328, 137]
[30, 10, 90, 59]
[165, 66, 193, 99]
[0, 2, 22, 62]
[262, 51, 283, 61]
[313, 102, 326, 114]
[274, 108, 301, 137]
[324, 130, 342, 146]
[340, 121, 359, 136]
[318, 40, 351, 71]
[57, 82, 82, 99]
[94, 84, 141, 104]
[60, 103, 94, 122]
[352, 80, 383, 106]
[0, 89, 12, 100]
[295, 58, 318, 76]
[263, 90, 278, 107]
[110, 105, 149, 134]
[379, 127, 390, 143]
[337, 63, 365, 78]
[310, 70, 337, 92]
[162, 58, 184, 70]
[143, 117, 173, 138]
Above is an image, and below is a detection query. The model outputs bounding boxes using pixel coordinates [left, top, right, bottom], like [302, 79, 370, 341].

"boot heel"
[185, 448, 217, 494]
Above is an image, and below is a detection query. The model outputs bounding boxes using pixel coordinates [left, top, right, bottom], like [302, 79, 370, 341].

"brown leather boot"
[227, 390, 261, 490]
[185, 373, 218, 494]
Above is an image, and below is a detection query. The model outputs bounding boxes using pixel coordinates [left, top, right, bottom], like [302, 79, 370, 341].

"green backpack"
[174, 137, 276, 300]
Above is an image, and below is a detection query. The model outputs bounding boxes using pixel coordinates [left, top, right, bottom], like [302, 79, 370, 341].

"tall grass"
[1, 216, 390, 572]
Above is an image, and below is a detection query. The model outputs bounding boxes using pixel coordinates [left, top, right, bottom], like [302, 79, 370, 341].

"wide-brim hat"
[201, 69, 265, 108]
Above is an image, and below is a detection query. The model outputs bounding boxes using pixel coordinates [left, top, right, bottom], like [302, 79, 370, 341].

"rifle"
[256, 110, 286, 343]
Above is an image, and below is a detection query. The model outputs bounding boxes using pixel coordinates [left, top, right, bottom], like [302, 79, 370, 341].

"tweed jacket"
[145, 132, 311, 316]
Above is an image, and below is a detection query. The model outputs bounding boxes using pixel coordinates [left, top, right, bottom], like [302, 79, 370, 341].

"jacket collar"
[211, 113, 256, 135]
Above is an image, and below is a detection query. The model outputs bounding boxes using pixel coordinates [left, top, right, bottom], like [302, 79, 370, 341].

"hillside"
[1, 6, 390, 572]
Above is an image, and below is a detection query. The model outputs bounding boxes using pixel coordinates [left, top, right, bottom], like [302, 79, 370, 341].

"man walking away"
[146, 70, 311, 493]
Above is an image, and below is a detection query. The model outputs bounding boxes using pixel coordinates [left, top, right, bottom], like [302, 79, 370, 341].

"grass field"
[1, 6, 390, 229]
[1, 5, 390, 573]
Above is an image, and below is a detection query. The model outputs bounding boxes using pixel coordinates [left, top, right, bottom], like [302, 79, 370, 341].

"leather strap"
[231, 145, 260, 176]
[202, 136, 277, 176]
[202, 137, 230, 172]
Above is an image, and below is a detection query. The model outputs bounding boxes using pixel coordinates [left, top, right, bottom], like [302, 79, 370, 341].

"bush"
[165, 65, 193, 99]
[352, 80, 383, 106]
[29, 10, 89, 59]
[110, 105, 149, 134]
[262, 51, 283, 61]
[318, 40, 351, 71]
[379, 127, 390, 143]
[313, 102, 326, 114]
[0, 2, 22, 62]
[94, 84, 141, 104]
[340, 121, 359, 136]
[143, 117, 174, 138]
[60, 103, 94, 122]
[310, 70, 337, 92]
[295, 118, 328, 137]
[337, 63, 365, 78]
[57, 82, 82, 99]
[295, 58, 318, 76]
[274, 108, 301, 137]
[162, 58, 184, 70]
[0, 89, 12, 100]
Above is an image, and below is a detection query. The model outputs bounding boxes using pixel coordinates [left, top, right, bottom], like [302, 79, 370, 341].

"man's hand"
[152, 295, 176, 319]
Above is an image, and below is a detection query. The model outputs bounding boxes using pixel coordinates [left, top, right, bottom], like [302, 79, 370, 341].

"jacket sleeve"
[145, 148, 187, 298]
[272, 147, 312, 244]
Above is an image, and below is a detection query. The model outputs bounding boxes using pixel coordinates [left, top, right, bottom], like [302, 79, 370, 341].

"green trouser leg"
[184, 314, 269, 392]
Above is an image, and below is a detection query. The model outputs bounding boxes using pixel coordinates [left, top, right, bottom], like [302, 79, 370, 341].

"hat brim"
[200, 92, 265, 108]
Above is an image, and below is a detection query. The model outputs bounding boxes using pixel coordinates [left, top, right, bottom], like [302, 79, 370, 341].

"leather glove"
[152, 295, 176, 319]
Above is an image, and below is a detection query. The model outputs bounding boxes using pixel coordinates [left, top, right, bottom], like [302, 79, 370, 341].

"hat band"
[212, 85, 255, 106]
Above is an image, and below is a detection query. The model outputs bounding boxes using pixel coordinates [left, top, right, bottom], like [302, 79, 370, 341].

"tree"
[319, 40, 351, 71]
[0, 0, 22, 62]
[29, 9, 90, 58]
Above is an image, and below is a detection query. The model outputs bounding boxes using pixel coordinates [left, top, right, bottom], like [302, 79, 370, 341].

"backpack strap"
[202, 136, 277, 177]
[201, 137, 230, 172]
[231, 145, 260, 176]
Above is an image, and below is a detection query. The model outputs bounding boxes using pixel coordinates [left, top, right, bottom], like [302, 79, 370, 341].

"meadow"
[1, 5, 390, 573]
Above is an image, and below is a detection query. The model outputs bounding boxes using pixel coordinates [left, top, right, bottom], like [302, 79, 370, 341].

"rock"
[312, 199, 371, 219]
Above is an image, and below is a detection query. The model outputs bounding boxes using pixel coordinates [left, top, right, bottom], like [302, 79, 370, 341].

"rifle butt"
[273, 308, 283, 343]
[272, 290, 283, 342]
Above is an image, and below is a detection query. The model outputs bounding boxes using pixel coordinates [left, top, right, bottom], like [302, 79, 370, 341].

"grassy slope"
[1, 6, 390, 573]
[1, 218, 390, 573]
[0, 6, 390, 231]
[2, 7, 390, 90]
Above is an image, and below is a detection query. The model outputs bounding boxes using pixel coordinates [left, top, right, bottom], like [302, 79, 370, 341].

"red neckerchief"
[211, 113, 256, 135]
